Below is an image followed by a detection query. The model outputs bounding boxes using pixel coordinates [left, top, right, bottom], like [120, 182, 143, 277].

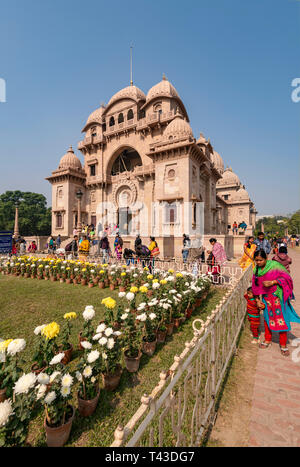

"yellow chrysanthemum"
[121, 272, 126, 276]
[102, 264, 108, 268]
[147, 274, 153, 280]
[104, 299, 116, 309]
[41, 322, 60, 340]
[64, 312, 77, 320]
[143, 267, 149, 271]
[122, 265, 127, 269]
[100, 270, 105, 274]
[168, 269, 174, 273]
[139, 286, 148, 293]
[130, 286, 138, 293]
[0, 339, 13, 352]
[176, 273, 183, 278]
[153, 279, 159, 283]
[160, 279, 167, 285]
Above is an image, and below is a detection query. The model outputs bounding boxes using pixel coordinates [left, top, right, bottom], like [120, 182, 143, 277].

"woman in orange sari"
[239, 236, 257, 270]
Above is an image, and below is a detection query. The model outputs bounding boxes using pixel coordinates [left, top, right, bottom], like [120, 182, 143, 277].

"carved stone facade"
[46, 76, 257, 257]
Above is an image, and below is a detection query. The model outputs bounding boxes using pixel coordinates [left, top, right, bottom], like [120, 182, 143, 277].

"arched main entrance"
[111, 147, 142, 176]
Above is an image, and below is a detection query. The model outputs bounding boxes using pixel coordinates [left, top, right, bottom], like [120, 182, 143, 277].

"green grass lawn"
[0, 274, 226, 447]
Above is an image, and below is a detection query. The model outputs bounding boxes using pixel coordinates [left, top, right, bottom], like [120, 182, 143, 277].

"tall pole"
[13, 202, 19, 238]
[130, 45, 133, 86]
[77, 198, 82, 231]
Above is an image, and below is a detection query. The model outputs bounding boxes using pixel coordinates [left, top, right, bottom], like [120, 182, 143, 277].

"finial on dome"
[68, 145, 74, 152]
[100, 102, 106, 108]
[162, 73, 167, 81]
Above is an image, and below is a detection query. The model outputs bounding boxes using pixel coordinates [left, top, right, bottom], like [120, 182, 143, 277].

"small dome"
[231, 187, 250, 201]
[164, 110, 193, 140]
[197, 133, 208, 145]
[58, 146, 82, 170]
[211, 150, 224, 174]
[146, 75, 180, 102]
[86, 105, 105, 126]
[217, 167, 241, 186]
[107, 85, 146, 108]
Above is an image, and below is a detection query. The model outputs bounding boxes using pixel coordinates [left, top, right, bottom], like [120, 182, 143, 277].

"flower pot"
[110, 284, 115, 291]
[166, 322, 174, 336]
[93, 278, 99, 285]
[156, 329, 167, 343]
[60, 278, 65, 283]
[195, 298, 202, 307]
[37, 276, 43, 280]
[104, 279, 109, 287]
[66, 278, 72, 284]
[142, 337, 157, 356]
[147, 290, 153, 298]
[77, 385, 100, 417]
[50, 276, 56, 282]
[31, 275, 36, 279]
[119, 286, 126, 292]
[24, 273, 29, 278]
[102, 365, 123, 391]
[98, 281, 105, 289]
[70, 274, 75, 280]
[0, 387, 7, 403]
[113, 321, 121, 331]
[31, 361, 47, 375]
[185, 308, 193, 319]
[73, 278, 78, 285]
[81, 279, 87, 286]
[78, 331, 87, 350]
[124, 350, 142, 373]
[44, 276, 49, 281]
[88, 282, 94, 288]
[173, 318, 181, 329]
[60, 344, 73, 365]
[44, 405, 74, 447]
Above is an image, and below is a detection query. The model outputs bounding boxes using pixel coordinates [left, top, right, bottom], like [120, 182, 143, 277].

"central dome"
[146, 76, 180, 102]
[107, 85, 146, 108]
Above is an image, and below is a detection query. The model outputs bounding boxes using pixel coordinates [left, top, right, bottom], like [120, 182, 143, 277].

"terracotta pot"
[104, 279, 109, 287]
[44, 276, 49, 281]
[31, 362, 47, 375]
[147, 290, 153, 298]
[166, 322, 174, 336]
[124, 350, 142, 373]
[88, 282, 94, 288]
[185, 308, 193, 319]
[93, 278, 99, 285]
[195, 298, 202, 307]
[37, 276, 43, 280]
[31, 275, 36, 279]
[110, 284, 115, 291]
[60, 278, 64, 283]
[44, 405, 74, 447]
[113, 321, 121, 331]
[142, 337, 157, 356]
[77, 385, 100, 417]
[117, 278, 121, 285]
[173, 318, 181, 329]
[24, 273, 29, 278]
[70, 274, 75, 280]
[81, 279, 87, 286]
[156, 329, 167, 343]
[50, 276, 56, 282]
[102, 365, 122, 391]
[66, 278, 72, 284]
[98, 281, 105, 289]
[78, 331, 87, 350]
[73, 279, 78, 285]
[60, 344, 73, 365]
[119, 286, 126, 292]
[0, 387, 7, 402]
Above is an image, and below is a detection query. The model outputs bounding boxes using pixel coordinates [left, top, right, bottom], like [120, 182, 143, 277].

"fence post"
[210, 316, 216, 400]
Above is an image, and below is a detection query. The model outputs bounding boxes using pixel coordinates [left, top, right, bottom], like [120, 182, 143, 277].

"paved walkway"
[248, 248, 300, 447]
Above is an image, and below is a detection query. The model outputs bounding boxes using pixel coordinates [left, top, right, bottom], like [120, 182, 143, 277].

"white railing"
[111, 265, 252, 447]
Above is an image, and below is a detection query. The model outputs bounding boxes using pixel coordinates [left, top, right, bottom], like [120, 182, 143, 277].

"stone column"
[13, 203, 19, 238]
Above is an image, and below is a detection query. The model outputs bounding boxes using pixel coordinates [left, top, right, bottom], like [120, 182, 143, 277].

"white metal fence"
[111, 264, 252, 447]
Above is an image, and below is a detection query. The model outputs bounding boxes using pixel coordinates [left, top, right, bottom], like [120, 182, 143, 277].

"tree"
[288, 210, 300, 235]
[0, 191, 51, 236]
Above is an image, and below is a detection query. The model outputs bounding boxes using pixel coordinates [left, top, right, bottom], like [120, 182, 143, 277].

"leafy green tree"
[0, 191, 51, 236]
[288, 210, 300, 235]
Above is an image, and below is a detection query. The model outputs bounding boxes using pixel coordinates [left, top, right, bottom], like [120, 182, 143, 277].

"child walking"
[244, 287, 262, 343]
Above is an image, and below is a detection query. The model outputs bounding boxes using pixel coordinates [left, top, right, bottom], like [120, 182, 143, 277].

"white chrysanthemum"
[0, 399, 14, 426]
[83, 366, 92, 378]
[14, 372, 37, 395]
[44, 391, 56, 405]
[136, 313, 147, 322]
[91, 376, 96, 384]
[50, 352, 65, 365]
[107, 338, 115, 350]
[75, 371, 82, 382]
[99, 337, 108, 346]
[125, 308, 130, 312]
[137, 303, 146, 311]
[81, 341, 92, 350]
[126, 292, 135, 301]
[49, 371, 61, 383]
[113, 331, 122, 336]
[102, 352, 107, 360]
[61, 385, 71, 398]
[169, 289, 176, 294]
[152, 282, 160, 289]
[93, 333, 102, 341]
[61, 373, 73, 387]
[34, 324, 46, 336]
[104, 327, 114, 337]
[96, 323, 106, 333]
[149, 313, 157, 320]
[37, 373, 50, 385]
[163, 303, 171, 310]
[118, 292, 126, 298]
[121, 313, 128, 320]
[36, 384, 47, 400]
[87, 350, 100, 363]
[133, 273, 138, 277]
[7, 338, 26, 356]
[83, 307, 95, 321]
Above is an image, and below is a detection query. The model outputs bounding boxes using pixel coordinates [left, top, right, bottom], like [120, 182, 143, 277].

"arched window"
[118, 113, 124, 123]
[91, 126, 97, 137]
[109, 116, 115, 127]
[127, 109, 134, 120]
[138, 109, 145, 120]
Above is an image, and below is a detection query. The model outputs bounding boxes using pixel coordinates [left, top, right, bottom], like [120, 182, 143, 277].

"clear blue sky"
[0, 0, 299, 216]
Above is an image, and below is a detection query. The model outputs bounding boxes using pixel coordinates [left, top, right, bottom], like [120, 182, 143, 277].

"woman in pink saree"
[252, 250, 300, 356]
[207, 238, 227, 282]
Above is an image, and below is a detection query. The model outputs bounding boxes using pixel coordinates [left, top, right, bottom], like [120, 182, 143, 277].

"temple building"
[46, 76, 257, 257]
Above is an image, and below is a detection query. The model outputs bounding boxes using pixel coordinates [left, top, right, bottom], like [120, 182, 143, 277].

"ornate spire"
[162, 73, 167, 81]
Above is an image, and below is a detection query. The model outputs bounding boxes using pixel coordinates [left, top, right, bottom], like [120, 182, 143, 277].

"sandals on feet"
[259, 341, 272, 349]
[280, 347, 290, 357]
